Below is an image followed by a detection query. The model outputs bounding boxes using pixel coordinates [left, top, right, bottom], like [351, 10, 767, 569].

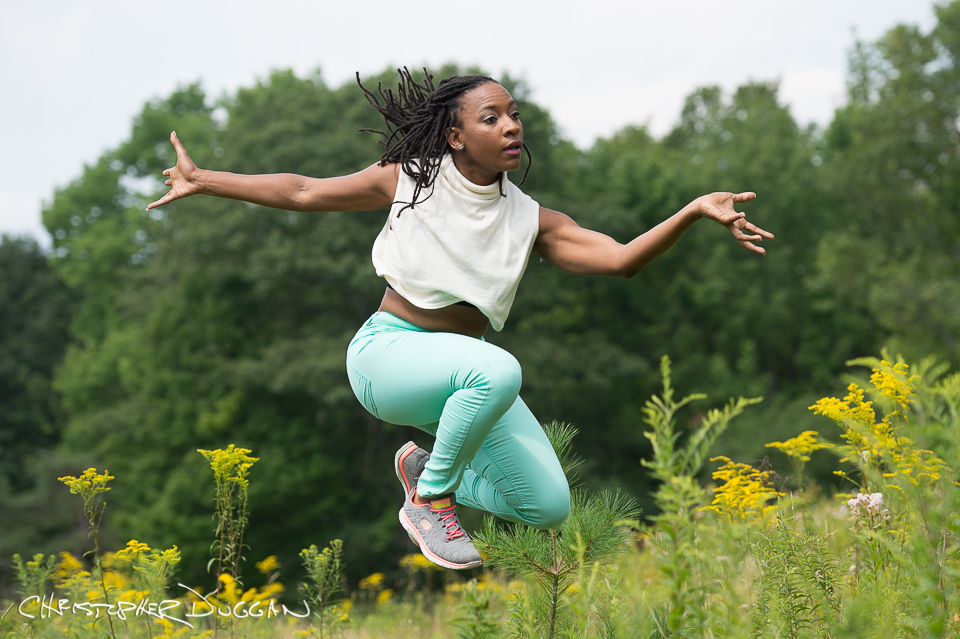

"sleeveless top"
[371, 154, 540, 332]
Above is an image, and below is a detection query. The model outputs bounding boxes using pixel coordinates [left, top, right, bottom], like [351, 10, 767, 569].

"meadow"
[3, 354, 958, 639]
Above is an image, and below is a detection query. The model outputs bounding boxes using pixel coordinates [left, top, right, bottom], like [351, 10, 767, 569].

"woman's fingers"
[730, 218, 771, 254]
[734, 225, 767, 253]
[146, 132, 197, 210]
[171, 131, 188, 159]
[739, 220, 775, 239]
[147, 191, 172, 210]
[699, 191, 771, 254]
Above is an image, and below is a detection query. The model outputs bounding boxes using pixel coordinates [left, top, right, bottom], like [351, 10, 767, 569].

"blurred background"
[2, 0, 957, 599]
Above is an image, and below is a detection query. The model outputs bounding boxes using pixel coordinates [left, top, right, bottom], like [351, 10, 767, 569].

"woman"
[147, 69, 773, 570]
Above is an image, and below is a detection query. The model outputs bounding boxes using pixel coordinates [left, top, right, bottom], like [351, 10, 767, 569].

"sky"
[0, 0, 942, 245]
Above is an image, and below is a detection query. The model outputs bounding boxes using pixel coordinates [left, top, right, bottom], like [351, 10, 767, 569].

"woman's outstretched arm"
[146, 131, 399, 212]
[533, 192, 773, 278]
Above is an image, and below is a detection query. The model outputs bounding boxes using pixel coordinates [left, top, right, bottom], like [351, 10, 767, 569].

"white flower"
[847, 492, 889, 521]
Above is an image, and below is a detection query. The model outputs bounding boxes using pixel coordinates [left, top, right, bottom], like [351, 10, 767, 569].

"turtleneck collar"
[440, 153, 502, 202]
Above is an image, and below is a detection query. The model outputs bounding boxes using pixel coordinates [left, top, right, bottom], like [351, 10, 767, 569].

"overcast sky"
[0, 0, 941, 244]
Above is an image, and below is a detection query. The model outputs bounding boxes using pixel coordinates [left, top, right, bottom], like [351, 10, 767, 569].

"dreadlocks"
[356, 67, 532, 214]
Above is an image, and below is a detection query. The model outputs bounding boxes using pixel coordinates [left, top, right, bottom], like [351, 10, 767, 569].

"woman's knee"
[480, 350, 523, 399]
[520, 481, 571, 530]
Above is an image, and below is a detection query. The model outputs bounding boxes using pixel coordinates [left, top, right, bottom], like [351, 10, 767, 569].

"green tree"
[818, 1, 960, 363]
[0, 235, 87, 600]
[0, 235, 73, 490]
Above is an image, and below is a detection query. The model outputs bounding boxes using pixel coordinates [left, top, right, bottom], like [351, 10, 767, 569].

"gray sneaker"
[399, 492, 482, 570]
[394, 441, 430, 497]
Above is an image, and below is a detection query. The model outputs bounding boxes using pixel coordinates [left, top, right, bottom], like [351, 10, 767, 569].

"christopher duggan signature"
[18, 584, 310, 629]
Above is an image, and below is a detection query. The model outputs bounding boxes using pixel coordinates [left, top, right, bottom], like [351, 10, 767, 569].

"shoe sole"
[398, 508, 482, 570]
[395, 441, 418, 495]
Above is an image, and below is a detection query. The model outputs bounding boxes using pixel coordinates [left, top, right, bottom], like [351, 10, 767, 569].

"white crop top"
[371, 154, 540, 331]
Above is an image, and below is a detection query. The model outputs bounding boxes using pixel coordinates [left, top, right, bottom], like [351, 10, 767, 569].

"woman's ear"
[447, 127, 464, 152]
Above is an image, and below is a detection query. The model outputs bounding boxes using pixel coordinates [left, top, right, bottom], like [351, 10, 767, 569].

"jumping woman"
[147, 68, 773, 570]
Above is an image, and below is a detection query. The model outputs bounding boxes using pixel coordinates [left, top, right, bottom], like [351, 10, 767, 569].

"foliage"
[451, 579, 500, 639]
[57, 468, 118, 638]
[0, 235, 73, 493]
[751, 510, 843, 637]
[817, 1, 960, 365]
[198, 445, 259, 586]
[300, 540, 348, 638]
[58, 467, 114, 533]
[473, 422, 638, 638]
[702, 456, 782, 520]
[1, 350, 959, 638]
[641, 355, 760, 636]
[766, 430, 828, 490]
[10, 554, 56, 599]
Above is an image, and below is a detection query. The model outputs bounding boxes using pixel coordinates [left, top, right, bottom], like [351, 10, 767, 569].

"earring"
[457, 144, 464, 150]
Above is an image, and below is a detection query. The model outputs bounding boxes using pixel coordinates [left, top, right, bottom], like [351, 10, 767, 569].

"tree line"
[2, 4, 959, 593]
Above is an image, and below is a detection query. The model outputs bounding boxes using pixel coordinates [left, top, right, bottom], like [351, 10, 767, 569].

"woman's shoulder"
[343, 162, 401, 207]
[504, 178, 539, 210]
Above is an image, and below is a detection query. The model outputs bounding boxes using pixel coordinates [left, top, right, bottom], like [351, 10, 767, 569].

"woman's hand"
[146, 131, 203, 210]
[695, 191, 774, 254]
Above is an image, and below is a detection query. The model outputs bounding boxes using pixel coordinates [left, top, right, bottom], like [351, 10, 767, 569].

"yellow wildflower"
[767, 430, 828, 489]
[883, 439, 948, 486]
[101, 569, 128, 590]
[116, 539, 152, 560]
[813, 359, 952, 492]
[58, 571, 94, 595]
[399, 553, 438, 572]
[766, 430, 826, 463]
[359, 572, 385, 590]
[261, 582, 285, 600]
[58, 467, 114, 496]
[153, 545, 181, 567]
[377, 588, 394, 604]
[54, 552, 85, 582]
[336, 601, 352, 622]
[870, 360, 918, 408]
[255, 555, 280, 575]
[118, 589, 146, 603]
[197, 445, 259, 487]
[809, 384, 875, 426]
[476, 570, 500, 591]
[703, 456, 783, 520]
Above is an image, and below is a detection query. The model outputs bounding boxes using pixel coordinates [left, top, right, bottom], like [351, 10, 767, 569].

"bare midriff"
[378, 287, 489, 338]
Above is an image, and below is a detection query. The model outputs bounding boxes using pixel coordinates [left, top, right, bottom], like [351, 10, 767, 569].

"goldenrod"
[703, 456, 782, 520]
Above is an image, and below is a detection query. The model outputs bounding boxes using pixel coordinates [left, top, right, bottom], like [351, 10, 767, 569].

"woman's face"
[447, 82, 523, 186]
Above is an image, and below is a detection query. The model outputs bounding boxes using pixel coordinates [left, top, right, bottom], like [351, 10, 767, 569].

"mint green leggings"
[346, 312, 570, 529]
